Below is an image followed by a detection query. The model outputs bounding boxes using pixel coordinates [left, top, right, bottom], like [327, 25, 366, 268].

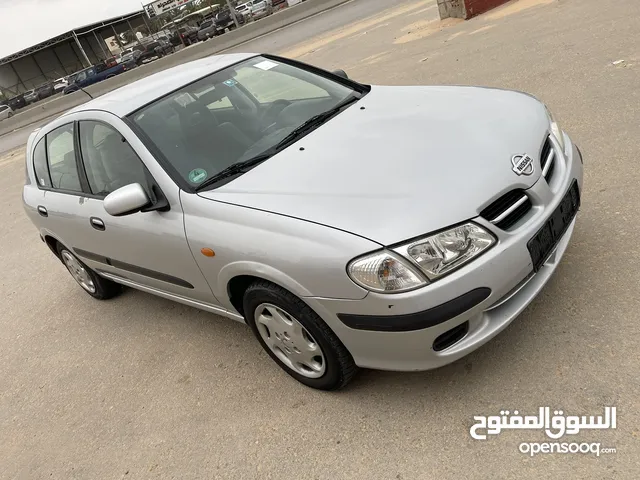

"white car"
[0, 103, 14, 120]
[53, 77, 68, 94]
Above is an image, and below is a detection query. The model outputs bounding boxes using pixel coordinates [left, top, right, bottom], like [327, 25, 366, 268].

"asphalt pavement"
[1, 0, 639, 478]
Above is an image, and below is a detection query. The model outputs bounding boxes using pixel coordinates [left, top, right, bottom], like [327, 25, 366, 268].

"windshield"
[129, 56, 361, 190]
[200, 20, 213, 28]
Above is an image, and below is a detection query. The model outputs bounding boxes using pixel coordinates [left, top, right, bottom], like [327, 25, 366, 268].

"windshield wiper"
[194, 95, 359, 192]
[274, 95, 360, 151]
[194, 155, 271, 192]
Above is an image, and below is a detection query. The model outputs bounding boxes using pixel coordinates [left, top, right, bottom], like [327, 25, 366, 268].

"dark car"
[138, 40, 175, 64]
[7, 94, 26, 110]
[120, 50, 142, 69]
[63, 62, 128, 94]
[197, 19, 217, 41]
[214, 8, 245, 34]
[178, 26, 199, 45]
[35, 82, 54, 100]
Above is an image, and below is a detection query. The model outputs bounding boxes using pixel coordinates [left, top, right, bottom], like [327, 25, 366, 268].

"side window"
[78, 121, 148, 196]
[33, 139, 52, 188]
[46, 124, 82, 192]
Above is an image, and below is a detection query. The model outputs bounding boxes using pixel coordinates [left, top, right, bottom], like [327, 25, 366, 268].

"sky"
[0, 0, 148, 59]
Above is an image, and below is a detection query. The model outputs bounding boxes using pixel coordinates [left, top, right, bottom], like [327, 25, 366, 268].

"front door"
[35, 117, 219, 305]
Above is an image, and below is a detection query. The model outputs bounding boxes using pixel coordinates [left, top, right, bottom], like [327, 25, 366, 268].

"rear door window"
[46, 124, 82, 192]
[33, 139, 52, 188]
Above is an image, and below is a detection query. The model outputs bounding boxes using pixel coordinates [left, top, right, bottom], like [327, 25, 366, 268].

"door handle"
[90, 217, 105, 231]
[37, 205, 48, 217]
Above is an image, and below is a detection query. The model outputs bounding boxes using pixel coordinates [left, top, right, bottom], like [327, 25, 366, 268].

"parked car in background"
[248, 0, 273, 19]
[235, 3, 252, 21]
[0, 103, 13, 121]
[272, 0, 287, 9]
[214, 7, 245, 34]
[105, 57, 118, 68]
[178, 26, 199, 45]
[197, 19, 217, 41]
[138, 40, 175, 64]
[216, 7, 245, 35]
[24, 89, 39, 105]
[120, 50, 142, 68]
[35, 82, 54, 100]
[63, 62, 128, 95]
[7, 94, 26, 110]
[53, 77, 68, 93]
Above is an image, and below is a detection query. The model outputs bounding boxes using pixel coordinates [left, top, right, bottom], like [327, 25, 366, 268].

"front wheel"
[243, 280, 358, 390]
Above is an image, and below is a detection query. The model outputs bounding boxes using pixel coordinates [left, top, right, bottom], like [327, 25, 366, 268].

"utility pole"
[72, 32, 92, 67]
[92, 30, 109, 60]
[225, 0, 240, 28]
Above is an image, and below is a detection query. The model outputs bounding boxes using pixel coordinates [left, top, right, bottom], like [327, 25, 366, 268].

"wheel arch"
[43, 234, 63, 262]
[222, 262, 314, 317]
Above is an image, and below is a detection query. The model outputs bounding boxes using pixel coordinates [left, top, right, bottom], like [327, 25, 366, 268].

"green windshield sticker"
[224, 79, 237, 87]
[189, 168, 208, 184]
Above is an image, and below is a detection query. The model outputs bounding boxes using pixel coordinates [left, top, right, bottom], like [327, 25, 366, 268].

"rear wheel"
[243, 280, 358, 390]
[57, 245, 122, 300]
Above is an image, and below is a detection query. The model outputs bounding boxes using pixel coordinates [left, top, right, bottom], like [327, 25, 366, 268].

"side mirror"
[104, 183, 150, 216]
[332, 69, 349, 79]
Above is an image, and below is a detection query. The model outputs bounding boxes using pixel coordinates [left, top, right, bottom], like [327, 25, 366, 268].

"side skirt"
[97, 270, 245, 323]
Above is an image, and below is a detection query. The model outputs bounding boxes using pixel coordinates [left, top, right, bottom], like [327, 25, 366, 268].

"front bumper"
[306, 133, 584, 371]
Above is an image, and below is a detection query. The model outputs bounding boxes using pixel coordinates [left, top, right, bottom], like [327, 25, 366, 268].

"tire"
[243, 280, 358, 390]
[56, 244, 122, 300]
[7, 112, 12, 118]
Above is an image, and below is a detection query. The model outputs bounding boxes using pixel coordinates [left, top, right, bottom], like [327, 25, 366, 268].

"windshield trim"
[125, 55, 370, 193]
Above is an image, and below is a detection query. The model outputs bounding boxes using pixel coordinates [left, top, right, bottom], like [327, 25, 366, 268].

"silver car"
[24, 89, 39, 105]
[22, 53, 584, 390]
[0, 103, 13, 120]
[249, 0, 272, 19]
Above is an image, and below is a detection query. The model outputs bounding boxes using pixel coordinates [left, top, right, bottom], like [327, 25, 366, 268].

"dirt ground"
[1, 0, 639, 478]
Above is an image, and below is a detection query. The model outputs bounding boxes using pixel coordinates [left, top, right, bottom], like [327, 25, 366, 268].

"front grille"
[480, 189, 532, 230]
[540, 137, 556, 183]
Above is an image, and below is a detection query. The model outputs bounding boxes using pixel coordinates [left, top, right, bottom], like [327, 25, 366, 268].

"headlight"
[396, 223, 495, 280]
[347, 251, 427, 293]
[545, 106, 565, 152]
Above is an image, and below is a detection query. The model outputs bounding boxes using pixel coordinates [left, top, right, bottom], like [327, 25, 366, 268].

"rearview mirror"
[104, 183, 150, 216]
[332, 69, 349, 79]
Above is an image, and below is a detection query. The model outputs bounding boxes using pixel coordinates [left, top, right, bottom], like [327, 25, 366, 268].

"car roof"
[63, 53, 256, 118]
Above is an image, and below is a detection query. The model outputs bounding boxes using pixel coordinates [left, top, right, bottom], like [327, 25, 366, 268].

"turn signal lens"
[347, 251, 427, 293]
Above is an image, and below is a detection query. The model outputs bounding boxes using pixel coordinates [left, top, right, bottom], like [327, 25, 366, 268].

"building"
[0, 10, 152, 98]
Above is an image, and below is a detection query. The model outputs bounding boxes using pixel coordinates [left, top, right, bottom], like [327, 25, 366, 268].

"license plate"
[527, 180, 580, 271]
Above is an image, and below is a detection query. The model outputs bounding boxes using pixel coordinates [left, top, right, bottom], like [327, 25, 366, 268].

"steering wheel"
[260, 99, 292, 132]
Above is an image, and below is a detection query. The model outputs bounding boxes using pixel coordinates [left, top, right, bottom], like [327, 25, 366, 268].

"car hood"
[198, 85, 551, 245]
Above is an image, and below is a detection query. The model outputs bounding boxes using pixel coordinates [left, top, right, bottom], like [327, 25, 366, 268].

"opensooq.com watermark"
[470, 406, 617, 457]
